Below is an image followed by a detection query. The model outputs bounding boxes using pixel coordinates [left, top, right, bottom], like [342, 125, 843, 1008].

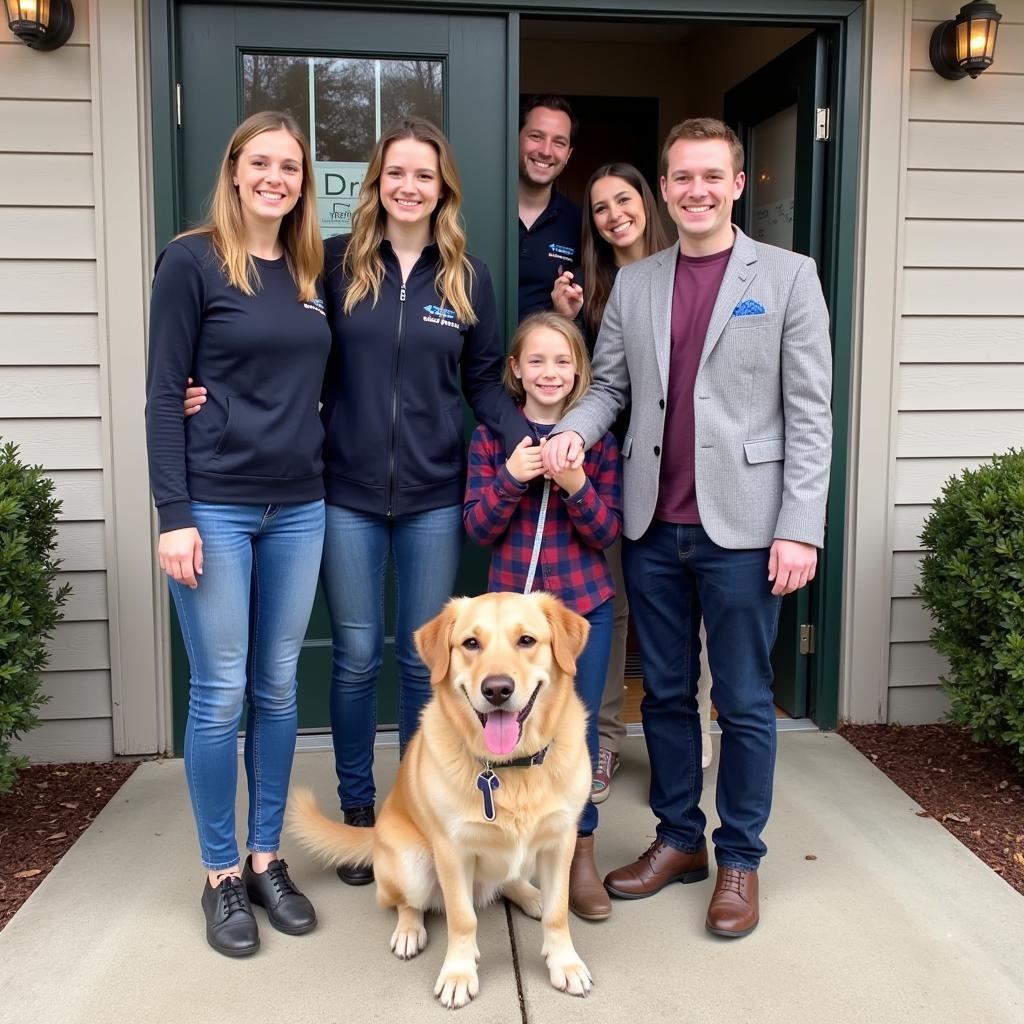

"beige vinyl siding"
[885, 0, 1024, 723]
[0, 4, 114, 761]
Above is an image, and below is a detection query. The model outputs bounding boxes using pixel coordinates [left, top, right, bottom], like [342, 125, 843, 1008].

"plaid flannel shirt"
[463, 421, 622, 615]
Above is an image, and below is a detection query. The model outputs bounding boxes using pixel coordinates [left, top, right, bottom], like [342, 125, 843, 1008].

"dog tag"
[476, 768, 500, 822]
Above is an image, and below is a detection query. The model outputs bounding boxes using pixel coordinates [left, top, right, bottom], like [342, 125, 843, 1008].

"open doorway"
[521, 18, 813, 215]
[520, 17, 823, 727]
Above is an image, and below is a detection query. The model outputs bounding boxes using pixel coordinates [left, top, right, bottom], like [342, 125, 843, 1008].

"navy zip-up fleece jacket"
[321, 235, 523, 517]
[146, 234, 332, 532]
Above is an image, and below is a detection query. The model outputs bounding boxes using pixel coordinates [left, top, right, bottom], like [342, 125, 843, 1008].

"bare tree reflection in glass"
[242, 54, 310, 128]
[381, 60, 443, 129]
[314, 57, 376, 162]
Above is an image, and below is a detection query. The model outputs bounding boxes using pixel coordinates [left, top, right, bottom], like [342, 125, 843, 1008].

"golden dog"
[289, 591, 594, 1009]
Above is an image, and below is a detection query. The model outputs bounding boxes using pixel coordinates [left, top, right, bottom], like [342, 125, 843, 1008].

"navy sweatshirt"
[146, 234, 332, 532]
[321, 236, 524, 517]
[518, 189, 582, 320]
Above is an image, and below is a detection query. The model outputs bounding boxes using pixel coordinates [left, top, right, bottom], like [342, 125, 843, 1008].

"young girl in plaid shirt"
[463, 310, 621, 922]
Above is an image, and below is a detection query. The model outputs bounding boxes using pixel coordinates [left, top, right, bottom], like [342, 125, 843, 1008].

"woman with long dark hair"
[551, 163, 669, 804]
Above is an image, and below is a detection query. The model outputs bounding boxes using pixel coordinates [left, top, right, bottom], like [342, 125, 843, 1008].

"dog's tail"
[287, 787, 375, 869]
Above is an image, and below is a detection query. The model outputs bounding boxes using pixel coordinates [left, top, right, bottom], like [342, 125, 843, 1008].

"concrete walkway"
[2, 732, 1022, 1024]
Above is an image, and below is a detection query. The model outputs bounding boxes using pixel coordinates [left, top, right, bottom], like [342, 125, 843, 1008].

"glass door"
[724, 32, 831, 719]
[170, 3, 510, 750]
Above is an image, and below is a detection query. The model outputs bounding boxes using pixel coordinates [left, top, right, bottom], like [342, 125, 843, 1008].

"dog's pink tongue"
[482, 710, 519, 756]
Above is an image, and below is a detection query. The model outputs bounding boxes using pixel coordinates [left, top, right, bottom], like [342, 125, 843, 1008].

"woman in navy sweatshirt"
[146, 111, 329, 955]
[318, 118, 523, 882]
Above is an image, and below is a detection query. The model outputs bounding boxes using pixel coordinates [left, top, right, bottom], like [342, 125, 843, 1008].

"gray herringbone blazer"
[557, 228, 832, 548]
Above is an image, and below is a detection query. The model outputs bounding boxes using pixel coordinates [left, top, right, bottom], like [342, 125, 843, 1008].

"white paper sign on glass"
[315, 162, 368, 237]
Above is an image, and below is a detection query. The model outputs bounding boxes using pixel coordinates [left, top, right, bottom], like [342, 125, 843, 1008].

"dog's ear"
[542, 595, 591, 677]
[414, 598, 461, 685]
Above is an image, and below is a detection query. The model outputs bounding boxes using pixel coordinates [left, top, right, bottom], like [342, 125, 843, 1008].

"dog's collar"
[478, 745, 550, 771]
[475, 745, 551, 822]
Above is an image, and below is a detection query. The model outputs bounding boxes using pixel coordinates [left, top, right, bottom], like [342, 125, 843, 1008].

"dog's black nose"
[481, 675, 515, 707]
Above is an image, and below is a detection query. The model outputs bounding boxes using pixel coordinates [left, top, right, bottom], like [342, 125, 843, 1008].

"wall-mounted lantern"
[929, 1, 1002, 80]
[4, 0, 75, 51]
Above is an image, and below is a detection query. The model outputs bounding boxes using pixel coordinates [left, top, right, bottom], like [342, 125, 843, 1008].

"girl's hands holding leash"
[506, 436, 546, 484]
[549, 462, 586, 498]
[159, 528, 203, 589]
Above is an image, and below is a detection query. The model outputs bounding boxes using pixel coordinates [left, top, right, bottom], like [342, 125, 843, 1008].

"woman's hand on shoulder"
[158, 527, 203, 589]
[183, 377, 207, 417]
[551, 271, 584, 319]
[506, 436, 546, 484]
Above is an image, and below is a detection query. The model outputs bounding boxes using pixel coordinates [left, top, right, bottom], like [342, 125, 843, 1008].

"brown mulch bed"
[0, 761, 138, 931]
[839, 722, 1024, 897]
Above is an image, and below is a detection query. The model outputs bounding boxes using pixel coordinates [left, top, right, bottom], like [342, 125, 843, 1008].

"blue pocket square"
[732, 300, 766, 317]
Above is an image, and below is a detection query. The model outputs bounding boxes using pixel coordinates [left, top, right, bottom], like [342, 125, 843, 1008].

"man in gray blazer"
[542, 118, 832, 938]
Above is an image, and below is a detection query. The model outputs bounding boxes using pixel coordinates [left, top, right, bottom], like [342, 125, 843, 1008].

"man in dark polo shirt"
[517, 95, 583, 320]
[543, 118, 833, 940]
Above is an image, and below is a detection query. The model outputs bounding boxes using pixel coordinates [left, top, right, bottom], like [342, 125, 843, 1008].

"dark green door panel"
[170, 3, 508, 752]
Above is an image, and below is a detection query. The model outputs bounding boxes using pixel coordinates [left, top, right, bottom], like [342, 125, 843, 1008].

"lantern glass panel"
[967, 19, 989, 58]
[984, 21, 998, 59]
[6, 0, 50, 23]
[955, 20, 969, 63]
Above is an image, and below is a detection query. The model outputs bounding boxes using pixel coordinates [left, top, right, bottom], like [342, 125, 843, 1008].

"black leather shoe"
[242, 856, 317, 935]
[202, 875, 259, 957]
[337, 805, 375, 886]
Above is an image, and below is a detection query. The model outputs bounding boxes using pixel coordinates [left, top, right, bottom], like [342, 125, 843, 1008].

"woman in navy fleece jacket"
[147, 112, 327, 955]
[318, 119, 523, 881]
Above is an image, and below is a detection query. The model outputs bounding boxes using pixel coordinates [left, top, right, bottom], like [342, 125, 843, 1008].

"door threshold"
[240, 730, 400, 755]
[625, 719, 818, 738]
[265, 718, 819, 755]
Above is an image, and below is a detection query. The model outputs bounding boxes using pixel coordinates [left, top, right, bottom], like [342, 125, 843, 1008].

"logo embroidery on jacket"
[422, 304, 461, 329]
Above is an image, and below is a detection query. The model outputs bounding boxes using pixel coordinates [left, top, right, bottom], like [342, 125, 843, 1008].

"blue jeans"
[321, 502, 463, 810]
[575, 599, 613, 837]
[170, 500, 325, 870]
[622, 521, 782, 870]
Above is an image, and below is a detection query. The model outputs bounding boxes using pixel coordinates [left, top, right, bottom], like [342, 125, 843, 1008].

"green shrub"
[916, 448, 1024, 768]
[0, 441, 70, 792]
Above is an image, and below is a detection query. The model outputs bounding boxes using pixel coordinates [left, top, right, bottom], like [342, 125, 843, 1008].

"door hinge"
[815, 107, 830, 142]
[176, 83, 183, 128]
[799, 624, 816, 655]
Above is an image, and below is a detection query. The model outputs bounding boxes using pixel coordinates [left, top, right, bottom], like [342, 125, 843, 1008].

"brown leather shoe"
[705, 867, 759, 938]
[603, 839, 709, 899]
[569, 835, 612, 920]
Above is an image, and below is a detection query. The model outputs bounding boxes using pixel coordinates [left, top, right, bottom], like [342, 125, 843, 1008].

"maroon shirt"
[655, 247, 732, 523]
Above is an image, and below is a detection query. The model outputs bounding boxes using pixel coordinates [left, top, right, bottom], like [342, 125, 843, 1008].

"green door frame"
[150, 0, 863, 731]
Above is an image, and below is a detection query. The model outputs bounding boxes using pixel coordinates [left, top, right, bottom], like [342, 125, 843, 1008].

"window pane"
[380, 60, 443, 129]
[240, 53, 444, 238]
[748, 104, 796, 252]
[313, 57, 376, 162]
[241, 54, 310, 130]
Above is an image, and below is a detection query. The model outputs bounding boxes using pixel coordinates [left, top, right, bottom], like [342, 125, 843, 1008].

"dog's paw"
[546, 951, 593, 998]
[390, 921, 427, 960]
[502, 880, 543, 920]
[434, 961, 480, 1010]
